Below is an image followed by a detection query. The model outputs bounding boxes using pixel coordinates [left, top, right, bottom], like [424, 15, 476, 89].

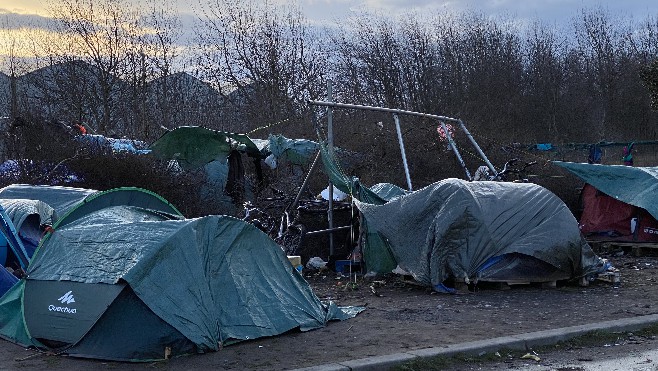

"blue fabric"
[0, 266, 18, 298]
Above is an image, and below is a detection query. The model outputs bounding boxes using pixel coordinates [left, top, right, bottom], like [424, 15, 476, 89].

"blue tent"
[0, 204, 28, 297]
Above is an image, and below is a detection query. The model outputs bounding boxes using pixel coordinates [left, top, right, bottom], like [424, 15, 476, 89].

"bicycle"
[473, 158, 537, 182]
[241, 199, 306, 256]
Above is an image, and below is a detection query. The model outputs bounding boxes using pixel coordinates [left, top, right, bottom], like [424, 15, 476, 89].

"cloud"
[0, 10, 57, 31]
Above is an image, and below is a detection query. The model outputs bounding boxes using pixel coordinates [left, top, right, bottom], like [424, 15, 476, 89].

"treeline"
[1, 1, 658, 182]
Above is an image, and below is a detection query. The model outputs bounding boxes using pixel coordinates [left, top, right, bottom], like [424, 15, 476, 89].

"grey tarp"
[0, 184, 95, 217]
[355, 178, 605, 286]
[554, 161, 658, 220]
[0, 199, 55, 230]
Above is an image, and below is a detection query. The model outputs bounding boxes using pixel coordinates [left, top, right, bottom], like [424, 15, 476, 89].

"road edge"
[293, 313, 658, 371]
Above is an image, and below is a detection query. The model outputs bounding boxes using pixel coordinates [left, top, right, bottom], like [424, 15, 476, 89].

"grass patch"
[394, 327, 658, 371]
[393, 349, 516, 371]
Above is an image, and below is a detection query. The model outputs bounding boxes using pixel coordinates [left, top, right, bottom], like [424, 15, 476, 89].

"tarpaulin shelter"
[0, 186, 359, 361]
[0, 184, 96, 217]
[0, 185, 93, 297]
[321, 144, 606, 288]
[0, 199, 55, 260]
[0, 205, 22, 295]
[149, 127, 326, 206]
[555, 161, 658, 242]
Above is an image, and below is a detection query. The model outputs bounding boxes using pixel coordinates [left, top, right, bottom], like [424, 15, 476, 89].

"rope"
[247, 118, 290, 135]
[456, 127, 556, 167]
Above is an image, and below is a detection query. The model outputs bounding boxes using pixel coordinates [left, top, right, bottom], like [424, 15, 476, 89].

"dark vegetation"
[2, 1, 658, 217]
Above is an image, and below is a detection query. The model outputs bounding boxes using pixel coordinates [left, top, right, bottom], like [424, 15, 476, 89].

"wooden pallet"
[588, 241, 658, 257]
[579, 271, 622, 286]
[614, 242, 658, 257]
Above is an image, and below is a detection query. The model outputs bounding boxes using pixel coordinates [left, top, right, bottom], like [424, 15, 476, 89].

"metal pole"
[289, 149, 321, 212]
[305, 225, 352, 236]
[393, 114, 413, 191]
[440, 121, 472, 181]
[308, 99, 461, 123]
[457, 119, 498, 177]
[326, 82, 335, 257]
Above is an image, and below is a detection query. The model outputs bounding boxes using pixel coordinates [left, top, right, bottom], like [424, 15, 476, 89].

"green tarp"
[554, 161, 658, 220]
[149, 126, 261, 170]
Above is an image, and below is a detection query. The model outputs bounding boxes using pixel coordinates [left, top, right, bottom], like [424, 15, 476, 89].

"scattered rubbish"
[306, 257, 327, 270]
[392, 265, 411, 276]
[369, 284, 383, 297]
[319, 185, 348, 201]
[287, 255, 303, 273]
[364, 271, 379, 279]
[264, 154, 277, 169]
[521, 353, 541, 362]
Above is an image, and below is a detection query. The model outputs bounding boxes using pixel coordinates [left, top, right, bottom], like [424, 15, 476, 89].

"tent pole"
[290, 149, 321, 212]
[393, 114, 413, 191]
[440, 121, 472, 181]
[326, 81, 335, 257]
[457, 119, 498, 177]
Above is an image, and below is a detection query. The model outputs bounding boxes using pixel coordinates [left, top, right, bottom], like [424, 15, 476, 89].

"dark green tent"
[0, 187, 357, 361]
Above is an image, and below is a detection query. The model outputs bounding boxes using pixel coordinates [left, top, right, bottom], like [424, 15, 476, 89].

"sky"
[2, 0, 657, 27]
[1, 0, 658, 73]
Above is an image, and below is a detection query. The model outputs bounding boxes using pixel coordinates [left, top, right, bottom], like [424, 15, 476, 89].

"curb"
[293, 313, 658, 371]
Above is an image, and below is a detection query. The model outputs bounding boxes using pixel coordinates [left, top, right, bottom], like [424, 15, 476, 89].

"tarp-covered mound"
[355, 178, 605, 287]
[0, 188, 358, 361]
[0, 198, 55, 259]
[555, 161, 658, 242]
[0, 184, 96, 217]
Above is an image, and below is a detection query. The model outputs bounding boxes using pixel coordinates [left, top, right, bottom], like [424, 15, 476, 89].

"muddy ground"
[1, 249, 657, 370]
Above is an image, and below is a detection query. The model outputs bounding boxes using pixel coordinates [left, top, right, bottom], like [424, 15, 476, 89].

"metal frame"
[308, 86, 498, 256]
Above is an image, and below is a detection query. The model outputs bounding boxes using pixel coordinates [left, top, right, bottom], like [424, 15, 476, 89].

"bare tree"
[47, 0, 142, 135]
[196, 0, 326, 132]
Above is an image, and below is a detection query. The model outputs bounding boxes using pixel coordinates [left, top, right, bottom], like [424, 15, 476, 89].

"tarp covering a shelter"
[0, 187, 359, 361]
[555, 161, 658, 241]
[355, 179, 605, 286]
[319, 142, 604, 286]
[0, 184, 96, 217]
[149, 126, 261, 170]
[0, 199, 55, 261]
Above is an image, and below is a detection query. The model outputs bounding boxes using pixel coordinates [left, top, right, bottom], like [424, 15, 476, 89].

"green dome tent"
[0, 187, 357, 361]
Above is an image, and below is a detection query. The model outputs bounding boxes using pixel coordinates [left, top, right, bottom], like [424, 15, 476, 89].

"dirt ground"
[1, 248, 657, 370]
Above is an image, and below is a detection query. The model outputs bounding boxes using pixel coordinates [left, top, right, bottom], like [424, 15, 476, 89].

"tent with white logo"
[0, 187, 358, 361]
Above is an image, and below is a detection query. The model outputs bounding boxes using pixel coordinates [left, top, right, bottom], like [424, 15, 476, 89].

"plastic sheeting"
[149, 126, 261, 170]
[0, 184, 95, 217]
[555, 161, 658, 220]
[355, 179, 605, 286]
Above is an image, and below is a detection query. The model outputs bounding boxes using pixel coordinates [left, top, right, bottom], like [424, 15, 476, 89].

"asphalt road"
[438, 332, 658, 371]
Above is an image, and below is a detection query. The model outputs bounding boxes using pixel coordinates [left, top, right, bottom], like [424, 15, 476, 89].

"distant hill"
[17, 60, 130, 132]
[6, 62, 255, 137]
[146, 71, 227, 132]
